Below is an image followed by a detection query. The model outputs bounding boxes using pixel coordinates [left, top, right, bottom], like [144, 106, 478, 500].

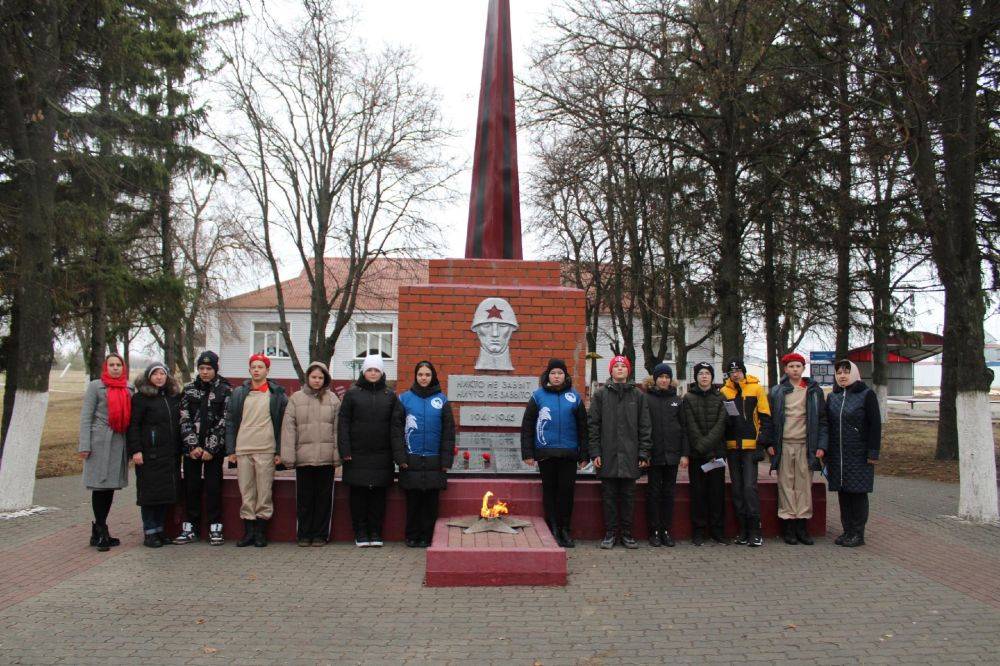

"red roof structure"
[847, 332, 945, 364]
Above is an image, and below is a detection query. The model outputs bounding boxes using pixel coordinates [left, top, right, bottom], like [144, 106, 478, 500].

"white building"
[205, 257, 723, 388]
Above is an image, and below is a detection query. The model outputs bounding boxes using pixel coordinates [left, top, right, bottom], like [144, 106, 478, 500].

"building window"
[648, 335, 674, 361]
[252, 322, 290, 358]
[355, 322, 393, 359]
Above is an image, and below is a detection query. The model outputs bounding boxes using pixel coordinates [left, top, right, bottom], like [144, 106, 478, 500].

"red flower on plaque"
[463, 450, 471, 461]
[453, 446, 459, 456]
[482, 452, 491, 461]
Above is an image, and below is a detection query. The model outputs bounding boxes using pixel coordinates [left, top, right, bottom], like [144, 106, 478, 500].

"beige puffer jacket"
[280, 362, 342, 467]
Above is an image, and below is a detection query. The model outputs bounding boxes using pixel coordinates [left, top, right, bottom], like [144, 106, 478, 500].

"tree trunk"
[833, 7, 853, 359]
[0, 302, 19, 458]
[87, 272, 108, 380]
[762, 185, 779, 387]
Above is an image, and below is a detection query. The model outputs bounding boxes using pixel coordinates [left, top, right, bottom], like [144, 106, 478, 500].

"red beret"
[249, 353, 271, 369]
[608, 355, 632, 374]
[781, 353, 806, 366]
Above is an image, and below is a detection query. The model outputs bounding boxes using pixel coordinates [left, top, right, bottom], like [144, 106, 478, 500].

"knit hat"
[196, 350, 219, 372]
[693, 362, 714, 380]
[608, 355, 632, 375]
[361, 354, 385, 374]
[726, 358, 747, 375]
[652, 362, 673, 380]
[144, 362, 169, 381]
[249, 353, 270, 369]
[545, 358, 569, 376]
[780, 352, 806, 366]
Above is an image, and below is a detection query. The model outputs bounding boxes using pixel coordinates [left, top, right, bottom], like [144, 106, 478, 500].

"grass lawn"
[3, 371, 999, 484]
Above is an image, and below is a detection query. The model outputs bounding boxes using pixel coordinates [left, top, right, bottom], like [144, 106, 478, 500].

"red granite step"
[424, 517, 566, 587]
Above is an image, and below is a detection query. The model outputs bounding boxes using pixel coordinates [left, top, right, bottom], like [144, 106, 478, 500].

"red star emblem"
[485, 305, 504, 319]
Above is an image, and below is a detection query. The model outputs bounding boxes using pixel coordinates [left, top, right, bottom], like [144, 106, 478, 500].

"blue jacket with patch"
[398, 390, 447, 457]
[520, 382, 587, 461]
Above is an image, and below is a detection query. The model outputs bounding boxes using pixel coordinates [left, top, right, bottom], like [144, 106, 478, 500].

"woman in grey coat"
[78, 353, 134, 551]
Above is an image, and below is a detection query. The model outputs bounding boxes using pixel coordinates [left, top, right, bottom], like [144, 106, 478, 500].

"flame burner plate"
[446, 515, 533, 535]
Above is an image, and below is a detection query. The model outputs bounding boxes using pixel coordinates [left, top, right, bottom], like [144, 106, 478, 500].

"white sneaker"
[355, 534, 370, 547]
[209, 523, 224, 546]
[173, 522, 197, 544]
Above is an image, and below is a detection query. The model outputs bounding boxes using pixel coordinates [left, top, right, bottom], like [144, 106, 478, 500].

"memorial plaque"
[451, 432, 534, 474]
[448, 375, 536, 403]
[459, 405, 525, 428]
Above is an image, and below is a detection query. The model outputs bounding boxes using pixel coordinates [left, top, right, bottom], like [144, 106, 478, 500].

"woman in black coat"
[338, 354, 398, 547]
[126, 362, 182, 548]
[826, 359, 881, 547]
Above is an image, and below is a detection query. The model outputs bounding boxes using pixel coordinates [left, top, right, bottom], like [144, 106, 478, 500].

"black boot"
[559, 527, 575, 548]
[661, 529, 675, 547]
[254, 519, 268, 547]
[95, 525, 113, 552]
[648, 528, 662, 547]
[795, 519, 814, 545]
[90, 522, 101, 547]
[237, 519, 256, 547]
[782, 519, 798, 545]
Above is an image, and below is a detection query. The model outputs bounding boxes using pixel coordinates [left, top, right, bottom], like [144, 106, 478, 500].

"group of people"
[78, 349, 880, 551]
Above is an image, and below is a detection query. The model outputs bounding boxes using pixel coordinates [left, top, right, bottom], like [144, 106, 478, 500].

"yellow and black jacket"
[720, 375, 772, 451]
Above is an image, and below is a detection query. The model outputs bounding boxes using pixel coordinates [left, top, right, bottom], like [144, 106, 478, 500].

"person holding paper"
[681, 362, 727, 546]
[588, 355, 652, 549]
[643, 363, 688, 547]
[767, 353, 828, 545]
[825, 359, 880, 547]
[720, 359, 772, 547]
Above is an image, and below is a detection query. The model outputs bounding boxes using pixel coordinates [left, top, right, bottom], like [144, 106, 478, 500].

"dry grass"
[878, 419, 1000, 483]
[1, 371, 89, 479]
[3, 371, 1000, 484]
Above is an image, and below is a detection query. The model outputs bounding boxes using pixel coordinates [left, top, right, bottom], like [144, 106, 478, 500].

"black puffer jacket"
[126, 375, 182, 506]
[681, 383, 726, 460]
[825, 380, 881, 493]
[645, 382, 689, 465]
[587, 381, 652, 480]
[339, 374, 398, 488]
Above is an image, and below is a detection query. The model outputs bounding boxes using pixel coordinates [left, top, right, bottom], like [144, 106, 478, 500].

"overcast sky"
[208, 0, 999, 351]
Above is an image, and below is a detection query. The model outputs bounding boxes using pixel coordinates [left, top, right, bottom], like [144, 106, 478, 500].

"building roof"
[215, 258, 429, 312]
[848, 331, 945, 364]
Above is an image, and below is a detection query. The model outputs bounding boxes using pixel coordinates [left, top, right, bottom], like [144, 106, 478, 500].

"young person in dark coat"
[520, 358, 588, 548]
[339, 354, 398, 547]
[175, 351, 231, 545]
[643, 363, 688, 547]
[78, 353, 133, 551]
[826, 359, 881, 547]
[682, 362, 727, 546]
[126, 362, 182, 548]
[767, 353, 828, 546]
[392, 361, 455, 548]
[588, 355, 652, 550]
[225, 354, 288, 548]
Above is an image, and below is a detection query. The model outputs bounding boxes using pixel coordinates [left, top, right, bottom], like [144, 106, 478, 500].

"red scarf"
[251, 381, 270, 393]
[101, 363, 131, 433]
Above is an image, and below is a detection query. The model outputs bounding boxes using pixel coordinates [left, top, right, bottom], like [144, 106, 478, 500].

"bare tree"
[214, 0, 456, 380]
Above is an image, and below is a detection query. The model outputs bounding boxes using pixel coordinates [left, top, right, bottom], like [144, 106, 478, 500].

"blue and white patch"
[564, 393, 577, 403]
[431, 397, 444, 409]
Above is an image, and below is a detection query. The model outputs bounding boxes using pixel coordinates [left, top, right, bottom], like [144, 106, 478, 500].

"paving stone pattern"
[0, 474, 998, 664]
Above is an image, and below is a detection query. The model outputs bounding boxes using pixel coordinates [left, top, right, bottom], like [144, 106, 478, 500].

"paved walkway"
[0, 474, 998, 665]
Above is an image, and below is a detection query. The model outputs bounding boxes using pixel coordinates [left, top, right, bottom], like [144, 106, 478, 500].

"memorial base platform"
[425, 518, 566, 587]
[165, 470, 826, 544]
